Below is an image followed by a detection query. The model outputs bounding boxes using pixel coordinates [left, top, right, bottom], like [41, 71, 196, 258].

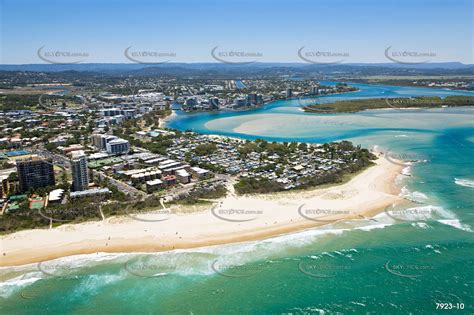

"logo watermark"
[298, 259, 351, 278]
[124, 46, 176, 64]
[210, 203, 262, 222]
[210, 259, 266, 278]
[37, 261, 82, 279]
[38, 91, 59, 111]
[297, 47, 349, 64]
[38, 201, 102, 223]
[297, 95, 334, 113]
[122, 79, 165, 104]
[385, 97, 409, 111]
[37, 46, 89, 64]
[298, 204, 350, 223]
[124, 207, 171, 222]
[384, 260, 434, 278]
[384, 148, 430, 167]
[38, 207, 74, 222]
[20, 288, 41, 300]
[384, 202, 439, 222]
[384, 97, 430, 112]
[384, 46, 436, 64]
[211, 46, 263, 64]
[123, 259, 174, 278]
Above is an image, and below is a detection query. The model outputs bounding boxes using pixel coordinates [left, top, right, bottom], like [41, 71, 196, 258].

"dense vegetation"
[234, 177, 285, 194]
[173, 184, 227, 204]
[0, 197, 104, 234]
[353, 78, 474, 91]
[303, 96, 474, 113]
[0, 94, 40, 110]
[234, 141, 376, 195]
[0, 207, 48, 234]
[194, 143, 218, 156]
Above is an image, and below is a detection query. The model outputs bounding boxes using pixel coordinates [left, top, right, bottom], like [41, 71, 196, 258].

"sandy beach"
[0, 154, 403, 267]
[158, 110, 177, 128]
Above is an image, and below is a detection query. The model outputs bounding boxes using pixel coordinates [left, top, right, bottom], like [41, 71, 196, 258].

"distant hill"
[0, 63, 473, 79]
[0, 62, 472, 72]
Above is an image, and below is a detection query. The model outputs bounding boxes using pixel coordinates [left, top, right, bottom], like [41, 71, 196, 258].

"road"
[93, 169, 146, 198]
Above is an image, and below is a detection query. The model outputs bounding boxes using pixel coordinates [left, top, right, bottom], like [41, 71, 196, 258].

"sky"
[0, 0, 472, 64]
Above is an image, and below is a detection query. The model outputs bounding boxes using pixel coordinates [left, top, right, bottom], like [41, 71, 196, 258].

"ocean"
[1, 82, 473, 314]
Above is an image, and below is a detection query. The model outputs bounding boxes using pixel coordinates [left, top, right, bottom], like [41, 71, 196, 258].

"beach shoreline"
[0, 154, 403, 267]
[158, 110, 176, 128]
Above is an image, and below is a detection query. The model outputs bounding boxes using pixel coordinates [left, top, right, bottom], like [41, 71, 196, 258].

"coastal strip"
[0, 154, 403, 267]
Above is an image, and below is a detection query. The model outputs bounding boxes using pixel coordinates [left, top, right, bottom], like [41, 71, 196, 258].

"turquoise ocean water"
[1, 83, 473, 314]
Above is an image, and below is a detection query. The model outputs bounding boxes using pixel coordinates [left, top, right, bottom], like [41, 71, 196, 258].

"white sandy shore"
[158, 110, 177, 128]
[0, 154, 403, 267]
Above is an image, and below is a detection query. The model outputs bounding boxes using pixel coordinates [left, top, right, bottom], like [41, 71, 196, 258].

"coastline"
[0, 154, 403, 267]
[168, 88, 362, 118]
[158, 110, 177, 128]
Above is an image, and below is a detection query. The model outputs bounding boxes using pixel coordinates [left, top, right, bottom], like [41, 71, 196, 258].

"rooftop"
[49, 188, 65, 201]
[146, 179, 163, 185]
[6, 150, 29, 157]
[70, 187, 111, 198]
[71, 150, 86, 159]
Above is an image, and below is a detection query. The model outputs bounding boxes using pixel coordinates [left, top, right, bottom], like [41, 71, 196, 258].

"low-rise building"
[130, 170, 162, 183]
[69, 187, 111, 199]
[162, 175, 177, 186]
[91, 134, 118, 151]
[146, 179, 163, 193]
[176, 169, 191, 184]
[61, 144, 84, 155]
[48, 188, 65, 204]
[106, 138, 130, 155]
[190, 166, 211, 179]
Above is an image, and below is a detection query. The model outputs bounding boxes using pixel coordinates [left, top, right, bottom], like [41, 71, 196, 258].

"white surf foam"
[454, 178, 474, 188]
[401, 166, 411, 176]
[438, 219, 473, 232]
[38, 252, 132, 269]
[3, 216, 397, 279]
[72, 273, 125, 297]
[411, 222, 430, 229]
[354, 223, 393, 231]
[400, 186, 428, 203]
[0, 273, 42, 298]
[1, 207, 433, 281]
[400, 205, 454, 221]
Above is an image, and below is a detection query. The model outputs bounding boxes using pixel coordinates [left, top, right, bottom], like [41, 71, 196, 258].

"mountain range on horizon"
[0, 62, 472, 72]
[0, 62, 473, 79]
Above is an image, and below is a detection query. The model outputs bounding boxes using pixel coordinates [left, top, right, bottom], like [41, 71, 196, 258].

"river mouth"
[166, 81, 474, 142]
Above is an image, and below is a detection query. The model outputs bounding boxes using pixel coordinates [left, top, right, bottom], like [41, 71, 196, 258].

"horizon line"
[0, 61, 473, 66]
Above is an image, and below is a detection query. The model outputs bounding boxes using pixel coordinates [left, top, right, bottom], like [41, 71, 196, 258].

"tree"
[298, 143, 308, 152]
[8, 172, 18, 182]
[194, 143, 217, 156]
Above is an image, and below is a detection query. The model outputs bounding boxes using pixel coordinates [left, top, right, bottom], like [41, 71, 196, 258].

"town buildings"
[106, 138, 130, 155]
[16, 156, 55, 192]
[71, 150, 89, 191]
